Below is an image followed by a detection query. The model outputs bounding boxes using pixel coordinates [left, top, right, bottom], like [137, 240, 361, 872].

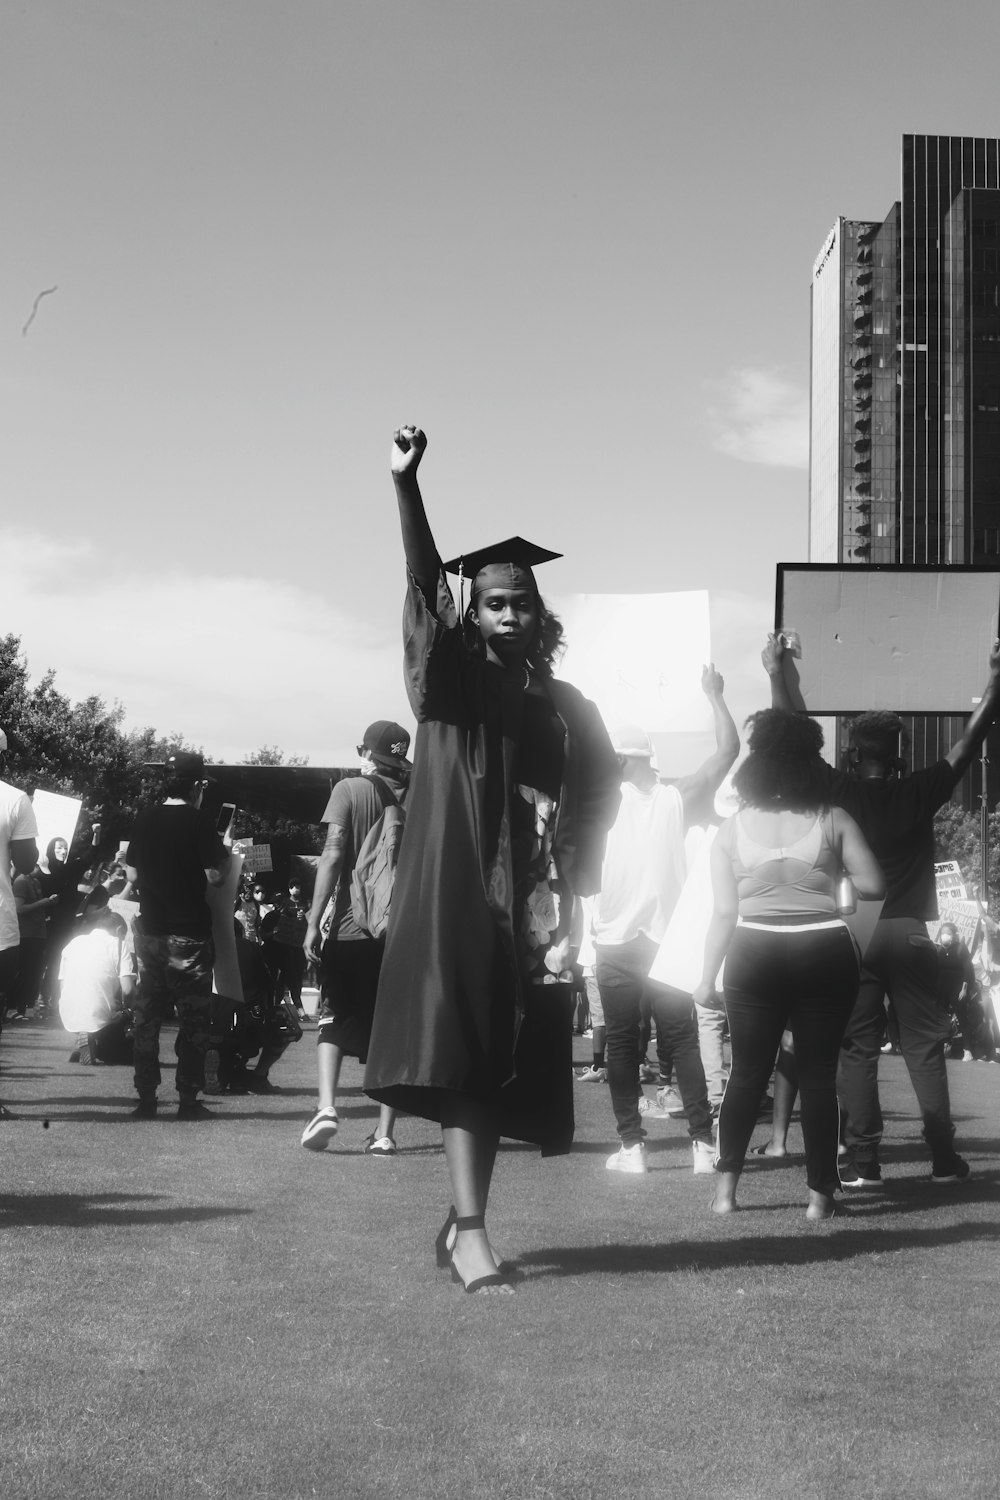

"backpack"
[349, 776, 406, 939]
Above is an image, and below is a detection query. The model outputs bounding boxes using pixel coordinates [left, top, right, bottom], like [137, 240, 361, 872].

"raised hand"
[761, 632, 785, 678]
[701, 663, 725, 698]
[391, 425, 427, 478]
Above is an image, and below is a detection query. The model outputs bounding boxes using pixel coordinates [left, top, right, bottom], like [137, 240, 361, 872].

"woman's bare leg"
[754, 1038, 797, 1156]
[441, 1097, 510, 1292]
[712, 1169, 739, 1215]
[806, 1189, 836, 1221]
[317, 1043, 342, 1111]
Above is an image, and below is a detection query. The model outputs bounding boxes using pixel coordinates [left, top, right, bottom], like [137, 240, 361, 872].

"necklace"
[523, 665, 531, 689]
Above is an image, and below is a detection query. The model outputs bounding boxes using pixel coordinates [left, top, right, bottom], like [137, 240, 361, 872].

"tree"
[0, 634, 322, 874]
[232, 746, 324, 883]
[242, 744, 309, 769]
[934, 798, 1000, 901]
[0, 632, 199, 852]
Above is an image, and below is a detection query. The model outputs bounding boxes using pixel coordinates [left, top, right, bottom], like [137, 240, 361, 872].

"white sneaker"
[692, 1139, 716, 1174]
[577, 1066, 608, 1083]
[655, 1086, 685, 1118]
[638, 1095, 670, 1119]
[606, 1142, 647, 1174]
[300, 1106, 339, 1151]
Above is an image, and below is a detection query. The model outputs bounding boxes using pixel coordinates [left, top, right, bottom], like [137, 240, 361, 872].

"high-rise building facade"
[809, 135, 1000, 812]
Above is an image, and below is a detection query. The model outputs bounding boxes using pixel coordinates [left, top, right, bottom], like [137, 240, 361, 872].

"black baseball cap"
[165, 750, 206, 780]
[360, 721, 412, 771]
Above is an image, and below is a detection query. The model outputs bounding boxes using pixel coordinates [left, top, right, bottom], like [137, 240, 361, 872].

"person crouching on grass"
[58, 888, 135, 1066]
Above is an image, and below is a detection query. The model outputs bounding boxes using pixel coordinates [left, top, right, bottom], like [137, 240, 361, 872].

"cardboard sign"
[775, 565, 1000, 714]
[108, 896, 140, 956]
[232, 839, 272, 874]
[935, 860, 969, 903]
[32, 789, 82, 866]
[551, 591, 712, 774]
[928, 899, 982, 951]
[207, 849, 244, 1002]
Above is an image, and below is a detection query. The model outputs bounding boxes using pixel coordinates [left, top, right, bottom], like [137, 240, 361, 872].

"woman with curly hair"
[693, 709, 884, 1220]
[364, 426, 621, 1294]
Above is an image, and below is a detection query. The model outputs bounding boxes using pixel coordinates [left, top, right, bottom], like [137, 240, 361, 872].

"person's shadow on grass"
[515, 1216, 1000, 1279]
[0, 1191, 252, 1229]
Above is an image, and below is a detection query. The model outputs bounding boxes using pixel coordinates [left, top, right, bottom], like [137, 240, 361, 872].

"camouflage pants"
[133, 931, 215, 1099]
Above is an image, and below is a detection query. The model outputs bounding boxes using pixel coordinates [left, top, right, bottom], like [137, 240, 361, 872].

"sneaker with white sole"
[638, 1095, 670, 1119]
[692, 1139, 716, 1174]
[363, 1133, 397, 1155]
[839, 1160, 883, 1188]
[300, 1107, 339, 1151]
[577, 1066, 608, 1083]
[606, 1142, 647, 1174]
[655, 1086, 685, 1118]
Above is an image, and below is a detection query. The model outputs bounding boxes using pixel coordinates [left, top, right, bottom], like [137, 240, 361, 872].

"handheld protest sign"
[775, 565, 1000, 714]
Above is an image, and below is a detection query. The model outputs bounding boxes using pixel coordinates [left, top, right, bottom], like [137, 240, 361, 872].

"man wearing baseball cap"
[125, 750, 231, 1120]
[300, 721, 411, 1155]
[0, 729, 39, 1117]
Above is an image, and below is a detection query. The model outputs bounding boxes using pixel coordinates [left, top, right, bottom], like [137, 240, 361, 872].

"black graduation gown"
[364, 568, 620, 1153]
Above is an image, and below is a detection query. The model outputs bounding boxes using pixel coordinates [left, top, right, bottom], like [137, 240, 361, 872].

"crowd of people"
[2, 424, 1000, 1294]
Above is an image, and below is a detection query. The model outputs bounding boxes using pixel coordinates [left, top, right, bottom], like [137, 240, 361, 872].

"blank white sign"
[776, 567, 1000, 713]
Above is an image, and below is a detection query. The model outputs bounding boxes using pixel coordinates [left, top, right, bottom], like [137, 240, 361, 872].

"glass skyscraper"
[809, 135, 1000, 808]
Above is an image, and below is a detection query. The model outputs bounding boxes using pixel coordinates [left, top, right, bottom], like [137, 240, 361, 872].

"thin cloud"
[707, 368, 809, 470]
[0, 530, 412, 767]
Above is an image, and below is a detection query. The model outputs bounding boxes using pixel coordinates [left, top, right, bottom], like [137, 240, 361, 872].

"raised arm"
[675, 665, 740, 824]
[391, 426, 438, 596]
[761, 633, 796, 713]
[946, 639, 1000, 778]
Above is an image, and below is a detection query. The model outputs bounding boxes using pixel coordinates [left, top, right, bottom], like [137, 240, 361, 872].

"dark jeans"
[11, 939, 46, 1016]
[646, 981, 714, 1143]
[838, 917, 955, 1168]
[133, 931, 215, 1100]
[595, 935, 659, 1146]
[0, 945, 20, 1038]
[273, 942, 306, 1007]
[720, 923, 859, 1197]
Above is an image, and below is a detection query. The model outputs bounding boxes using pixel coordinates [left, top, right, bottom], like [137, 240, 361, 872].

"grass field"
[2, 1017, 999, 1500]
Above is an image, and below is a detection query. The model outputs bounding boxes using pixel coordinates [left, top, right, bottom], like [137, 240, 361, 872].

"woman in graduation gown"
[364, 426, 621, 1294]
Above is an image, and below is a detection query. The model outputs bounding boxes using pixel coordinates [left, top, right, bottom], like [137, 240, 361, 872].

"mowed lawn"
[2, 1016, 999, 1500]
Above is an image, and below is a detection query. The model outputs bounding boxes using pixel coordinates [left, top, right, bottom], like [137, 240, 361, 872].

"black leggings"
[718, 923, 859, 1197]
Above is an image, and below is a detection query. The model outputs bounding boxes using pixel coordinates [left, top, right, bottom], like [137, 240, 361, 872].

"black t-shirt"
[126, 803, 228, 938]
[824, 761, 958, 921]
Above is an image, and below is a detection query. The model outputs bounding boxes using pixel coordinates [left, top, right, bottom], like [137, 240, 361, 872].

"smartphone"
[216, 803, 237, 840]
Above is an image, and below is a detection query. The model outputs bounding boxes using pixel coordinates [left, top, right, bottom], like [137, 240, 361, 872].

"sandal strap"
[454, 1214, 485, 1232]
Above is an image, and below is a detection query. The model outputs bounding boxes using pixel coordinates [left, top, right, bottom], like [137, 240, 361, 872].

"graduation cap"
[442, 537, 562, 612]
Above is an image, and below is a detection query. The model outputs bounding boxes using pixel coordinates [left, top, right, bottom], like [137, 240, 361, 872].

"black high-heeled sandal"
[449, 1214, 510, 1294]
[434, 1205, 458, 1269]
[436, 1206, 515, 1278]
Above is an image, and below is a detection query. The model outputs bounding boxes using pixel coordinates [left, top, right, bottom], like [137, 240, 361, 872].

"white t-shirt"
[0, 779, 38, 953]
[58, 928, 134, 1033]
[592, 781, 687, 947]
[648, 823, 725, 993]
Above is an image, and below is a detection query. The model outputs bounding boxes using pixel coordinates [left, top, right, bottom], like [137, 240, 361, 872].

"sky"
[4, 1, 1000, 768]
